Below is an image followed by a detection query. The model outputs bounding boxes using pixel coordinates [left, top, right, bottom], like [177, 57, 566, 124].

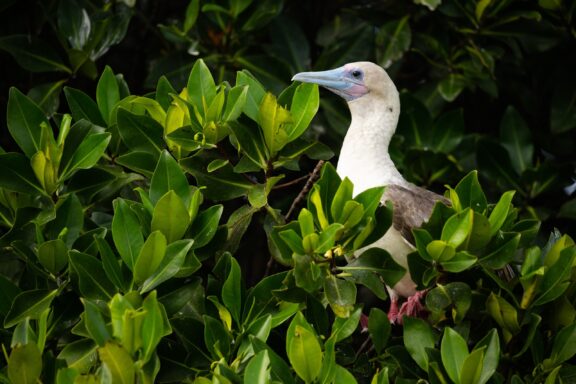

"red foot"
[388, 290, 427, 325]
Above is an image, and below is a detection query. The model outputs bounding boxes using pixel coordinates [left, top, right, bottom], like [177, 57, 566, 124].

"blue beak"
[292, 67, 367, 101]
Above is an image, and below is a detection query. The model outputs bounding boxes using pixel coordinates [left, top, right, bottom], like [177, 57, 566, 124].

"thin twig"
[285, 160, 325, 221]
[273, 174, 310, 190]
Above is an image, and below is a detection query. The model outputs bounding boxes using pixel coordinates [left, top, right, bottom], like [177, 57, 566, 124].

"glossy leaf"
[151, 191, 190, 243]
[38, 239, 68, 274]
[288, 83, 319, 141]
[441, 328, 469, 384]
[187, 59, 216, 115]
[150, 150, 191, 207]
[0, 153, 44, 195]
[500, 107, 533, 175]
[96, 66, 120, 124]
[404, 317, 435, 371]
[222, 256, 242, 325]
[112, 198, 144, 270]
[286, 312, 323, 383]
[4, 289, 58, 328]
[188, 204, 223, 248]
[7, 343, 42, 384]
[116, 109, 164, 155]
[368, 308, 391, 354]
[324, 275, 356, 318]
[64, 87, 106, 126]
[134, 231, 167, 284]
[58, 0, 91, 50]
[243, 350, 270, 384]
[70, 251, 116, 300]
[141, 239, 194, 293]
[98, 342, 135, 383]
[0, 35, 71, 73]
[376, 16, 411, 68]
[60, 132, 111, 180]
[7, 87, 47, 158]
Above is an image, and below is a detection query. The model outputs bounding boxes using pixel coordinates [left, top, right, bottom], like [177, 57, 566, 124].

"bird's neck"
[336, 94, 406, 193]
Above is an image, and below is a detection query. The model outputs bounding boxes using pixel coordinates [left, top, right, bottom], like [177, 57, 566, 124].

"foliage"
[0, 0, 575, 383]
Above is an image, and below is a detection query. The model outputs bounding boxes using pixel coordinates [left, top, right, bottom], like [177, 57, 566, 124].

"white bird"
[292, 62, 447, 323]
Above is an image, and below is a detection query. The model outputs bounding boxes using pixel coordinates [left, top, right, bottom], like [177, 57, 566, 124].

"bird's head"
[292, 62, 395, 103]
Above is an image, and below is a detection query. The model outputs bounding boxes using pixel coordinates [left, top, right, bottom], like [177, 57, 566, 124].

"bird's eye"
[351, 70, 363, 79]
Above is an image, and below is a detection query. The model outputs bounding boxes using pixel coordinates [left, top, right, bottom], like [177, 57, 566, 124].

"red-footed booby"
[292, 62, 447, 323]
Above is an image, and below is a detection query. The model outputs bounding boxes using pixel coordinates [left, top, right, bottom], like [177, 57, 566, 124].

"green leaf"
[82, 298, 111, 346]
[500, 107, 533, 175]
[228, 121, 268, 169]
[279, 229, 305, 255]
[368, 308, 390, 354]
[236, 70, 266, 122]
[115, 151, 157, 178]
[70, 251, 116, 300]
[7, 343, 43, 384]
[454, 171, 487, 213]
[324, 275, 356, 318]
[486, 293, 521, 342]
[95, 235, 127, 292]
[204, 315, 232, 358]
[441, 208, 473, 248]
[475, 329, 500, 384]
[141, 239, 194, 293]
[58, 0, 91, 50]
[28, 80, 66, 117]
[151, 191, 190, 243]
[0, 153, 44, 195]
[141, 291, 171, 363]
[150, 150, 191, 207]
[403, 317, 436, 371]
[188, 204, 223, 248]
[477, 139, 522, 191]
[376, 16, 412, 68]
[112, 198, 144, 270]
[331, 306, 362, 343]
[438, 74, 467, 102]
[222, 256, 242, 325]
[98, 342, 135, 384]
[38, 239, 68, 274]
[488, 191, 515, 236]
[183, 0, 200, 31]
[546, 323, 576, 368]
[431, 109, 465, 153]
[96, 66, 120, 124]
[427, 240, 456, 262]
[134, 231, 167, 284]
[57, 339, 97, 374]
[533, 247, 576, 306]
[330, 178, 354, 222]
[441, 251, 477, 272]
[286, 312, 323, 383]
[60, 133, 111, 180]
[288, 83, 319, 141]
[480, 233, 520, 269]
[342, 247, 406, 289]
[315, 223, 344, 253]
[0, 35, 71, 73]
[441, 328, 469, 384]
[116, 109, 164, 156]
[4, 289, 58, 328]
[460, 348, 485, 384]
[64, 87, 106, 126]
[244, 350, 270, 384]
[187, 59, 216, 115]
[7, 87, 48, 158]
[259, 92, 292, 156]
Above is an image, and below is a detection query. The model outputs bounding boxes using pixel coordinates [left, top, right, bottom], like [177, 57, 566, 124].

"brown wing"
[382, 183, 449, 245]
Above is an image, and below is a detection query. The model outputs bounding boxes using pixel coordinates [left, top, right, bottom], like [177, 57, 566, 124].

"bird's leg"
[397, 290, 428, 324]
[386, 289, 400, 323]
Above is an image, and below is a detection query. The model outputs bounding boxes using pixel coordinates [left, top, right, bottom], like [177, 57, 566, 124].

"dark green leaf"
[64, 87, 106, 126]
[117, 108, 164, 156]
[96, 66, 120, 124]
[441, 327, 469, 383]
[112, 198, 144, 270]
[404, 317, 436, 371]
[324, 275, 356, 318]
[376, 16, 411, 68]
[222, 256, 242, 325]
[7, 87, 48, 158]
[58, 0, 91, 50]
[70, 251, 116, 300]
[141, 239, 194, 293]
[151, 191, 190, 243]
[187, 59, 216, 115]
[368, 308, 390, 354]
[0, 153, 44, 195]
[150, 150, 191, 207]
[4, 289, 58, 328]
[500, 107, 533, 175]
[38, 239, 68, 274]
[0, 35, 71, 73]
[188, 205, 223, 248]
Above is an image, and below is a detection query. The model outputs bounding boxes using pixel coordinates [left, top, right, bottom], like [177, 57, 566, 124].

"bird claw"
[388, 290, 427, 324]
